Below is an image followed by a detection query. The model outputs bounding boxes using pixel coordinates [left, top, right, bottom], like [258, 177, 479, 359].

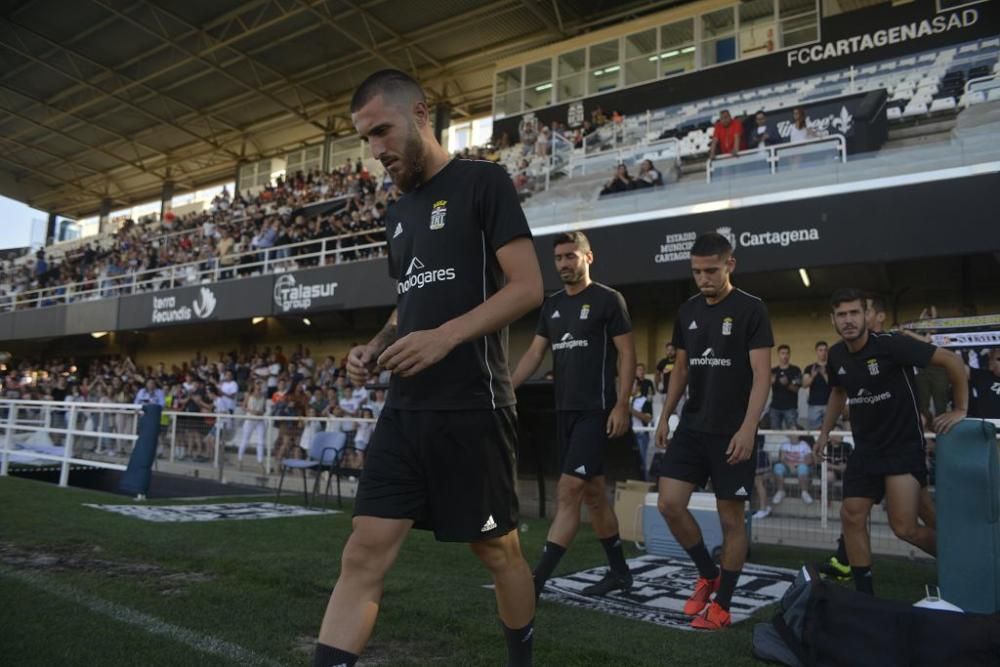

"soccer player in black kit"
[654, 232, 774, 630]
[511, 231, 637, 598]
[813, 288, 967, 596]
[312, 70, 543, 667]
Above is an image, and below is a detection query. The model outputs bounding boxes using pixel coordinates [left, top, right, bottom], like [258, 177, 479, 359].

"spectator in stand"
[747, 111, 779, 150]
[134, 378, 165, 407]
[770, 344, 802, 430]
[789, 107, 817, 143]
[519, 118, 538, 156]
[634, 160, 664, 189]
[708, 109, 743, 160]
[969, 348, 1000, 418]
[752, 435, 773, 520]
[802, 341, 831, 429]
[635, 363, 655, 399]
[772, 435, 815, 505]
[599, 164, 635, 197]
[824, 433, 853, 503]
[630, 378, 654, 480]
[656, 342, 677, 395]
[912, 305, 953, 423]
[237, 381, 268, 469]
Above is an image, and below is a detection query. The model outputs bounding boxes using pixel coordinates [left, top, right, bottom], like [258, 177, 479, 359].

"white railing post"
[820, 459, 829, 529]
[43, 403, 51, 431]
[1, 404, 17, 477]
[264, 417, 274, 475]
[213, 407, 222, 471]
[169, 413, 177, 463]
[58, 404, 78, 488]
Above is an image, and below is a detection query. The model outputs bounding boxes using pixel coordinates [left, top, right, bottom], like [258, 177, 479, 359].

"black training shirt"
[969, 367, 1000, 419]
[384, 159, 531, 410]
[535, 282, 631, 411]
[827, 332, 935, 457]
[672, 288, 774, 435]
[803, 363, 832, 406]
[770, 364, 802, 410]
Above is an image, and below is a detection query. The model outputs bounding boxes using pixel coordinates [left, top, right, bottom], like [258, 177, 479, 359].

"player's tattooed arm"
[369, 311, 399, 356]
[347, 309, 397, 385]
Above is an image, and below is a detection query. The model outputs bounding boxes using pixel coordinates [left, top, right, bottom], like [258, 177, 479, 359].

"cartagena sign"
[788, 8, 979, 67]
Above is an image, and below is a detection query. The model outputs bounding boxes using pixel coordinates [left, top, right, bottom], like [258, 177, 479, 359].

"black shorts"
[557, 410, 610, 481]
[353, 406, 519, 542]
[658, 426, 756, 501]
[843, 447, 927, 503]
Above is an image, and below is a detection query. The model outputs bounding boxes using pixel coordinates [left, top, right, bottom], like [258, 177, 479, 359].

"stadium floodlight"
[91, 331, 108, 339]
[252, 317, 265, 325]
[799, 268, 811, 288]
[302, 318, 312, 326]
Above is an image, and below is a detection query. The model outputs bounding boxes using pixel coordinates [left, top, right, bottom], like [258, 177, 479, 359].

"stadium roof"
[0, 0, 695, 218]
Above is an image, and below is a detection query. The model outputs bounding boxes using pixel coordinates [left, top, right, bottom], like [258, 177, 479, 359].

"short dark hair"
[777, 344, 790, 353]
[690, 232, 732, 258]
[865, 293, 887, 314]
[552, 231, 591, 252]
[350, 69, 426, 113]
[815, 340, 828, 349]
[830, 287, 867, 310]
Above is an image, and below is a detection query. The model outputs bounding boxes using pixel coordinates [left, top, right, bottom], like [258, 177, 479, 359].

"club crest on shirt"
[430, 200, 447, 230]
[866, 358, 880, 376]
[580, 304, 591, 320]
[722, 317, 733, 336]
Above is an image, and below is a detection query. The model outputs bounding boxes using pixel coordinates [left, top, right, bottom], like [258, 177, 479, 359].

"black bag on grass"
[753, 564, 1000, 666]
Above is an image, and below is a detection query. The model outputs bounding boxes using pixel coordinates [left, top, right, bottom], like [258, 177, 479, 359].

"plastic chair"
[275, 429, 344, 507]
[314, 443, 366, 508]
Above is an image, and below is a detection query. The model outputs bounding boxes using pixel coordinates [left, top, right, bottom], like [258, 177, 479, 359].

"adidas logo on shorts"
[481, 515, 497, 532]
[574, 465, 587, 475]
[735, 486, 748, 497]
[689, 320, 698, 330]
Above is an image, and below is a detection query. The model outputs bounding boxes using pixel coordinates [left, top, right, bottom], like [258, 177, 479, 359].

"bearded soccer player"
[822, 293, 939, 581]
[511, 231, 636, 599]
[814, 289, 967, 595]
[654, 232, 773, 630]
[312, 70, 543, 667]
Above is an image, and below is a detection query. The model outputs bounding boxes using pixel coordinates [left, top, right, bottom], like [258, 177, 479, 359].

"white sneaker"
[801, 491, 814, 505]
[772, 490, 785, 504]
[752, 507, 772, 520]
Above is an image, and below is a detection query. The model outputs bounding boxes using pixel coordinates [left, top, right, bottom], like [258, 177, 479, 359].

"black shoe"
[581, 569, 633, 597]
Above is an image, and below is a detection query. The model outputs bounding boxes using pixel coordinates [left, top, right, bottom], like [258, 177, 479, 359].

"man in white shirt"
[772, 436, 815, 505]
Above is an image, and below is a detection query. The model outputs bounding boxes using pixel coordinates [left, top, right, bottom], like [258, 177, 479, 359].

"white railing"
[3, 227, 388, 312]
[159, 409, 376, 479]
[569, 137, 681, 178]
[0, 397, 378, 485]
[705, 134, 847, 183]
[963, 72, 1000, 108]
[0, 398, 143, 486]
[634, 420, 999, 558]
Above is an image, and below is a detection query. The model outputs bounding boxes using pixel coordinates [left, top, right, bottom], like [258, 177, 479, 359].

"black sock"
[714, 568, 741, 610]
[533, 541, 566, 586]
[852, 566, 874, 595]
[684, 540, 720, 581]
[600, 534, 629, 576]
[503, 619, 534, 667]
[313, 642, 358, 667]
[835, 535, 849, 564]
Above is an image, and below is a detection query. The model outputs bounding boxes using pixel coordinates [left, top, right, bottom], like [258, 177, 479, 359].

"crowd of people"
[0, 160, 399, 308]
[0, 345, 387, 466]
